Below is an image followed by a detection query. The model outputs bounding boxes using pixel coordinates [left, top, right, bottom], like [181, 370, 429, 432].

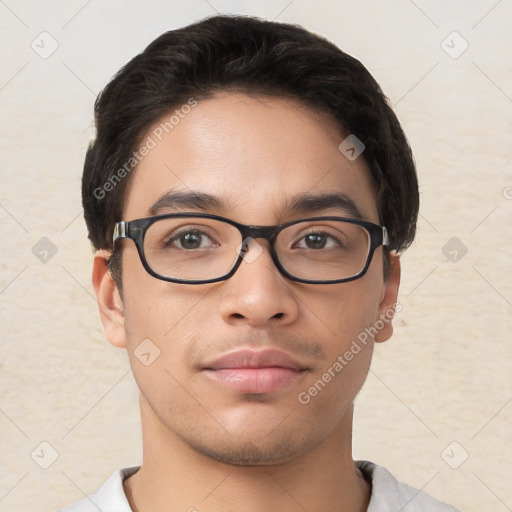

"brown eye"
[165, 229, 215, 250]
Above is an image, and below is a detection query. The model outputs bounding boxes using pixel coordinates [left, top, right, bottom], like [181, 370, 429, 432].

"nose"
[217, 238, 300, 327]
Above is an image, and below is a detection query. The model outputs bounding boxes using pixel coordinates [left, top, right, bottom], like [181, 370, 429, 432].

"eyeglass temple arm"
[382, 226, 389, 247]
[113, 221, 128, 243]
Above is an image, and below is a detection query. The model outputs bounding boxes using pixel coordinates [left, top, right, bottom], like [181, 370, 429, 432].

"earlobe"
[374, 253, 401, 343]
[92, 250, 127, 349]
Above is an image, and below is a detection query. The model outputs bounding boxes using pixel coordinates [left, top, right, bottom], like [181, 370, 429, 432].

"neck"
[124, 395, 370, 512]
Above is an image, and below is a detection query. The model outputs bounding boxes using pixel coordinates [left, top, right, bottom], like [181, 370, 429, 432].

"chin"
[185, 435, 307, 466]
[172, 415, 319, 467]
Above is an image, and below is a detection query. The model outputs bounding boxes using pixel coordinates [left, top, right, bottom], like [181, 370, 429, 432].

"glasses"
[112, 213, 389, 285]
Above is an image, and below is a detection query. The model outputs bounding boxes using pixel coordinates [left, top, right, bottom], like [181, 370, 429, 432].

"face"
[94, 92, 400, 466]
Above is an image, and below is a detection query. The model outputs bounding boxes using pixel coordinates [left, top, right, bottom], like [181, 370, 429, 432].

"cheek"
[122, 291, 203, 417]
[121, 253, 214, 383]
[295, 333, 374, 440]
[121, 246, 198, 335]
[307, 275, 384, 344]
[297, 278, 383, 392]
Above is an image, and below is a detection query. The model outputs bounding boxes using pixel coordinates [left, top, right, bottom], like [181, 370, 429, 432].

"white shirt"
[58, 460, 460, 511]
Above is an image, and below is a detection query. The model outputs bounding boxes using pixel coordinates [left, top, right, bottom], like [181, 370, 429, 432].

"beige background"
[1, 1, 511, 511]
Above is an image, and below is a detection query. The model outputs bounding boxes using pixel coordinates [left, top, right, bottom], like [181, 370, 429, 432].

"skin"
[92, 92, 401, 512]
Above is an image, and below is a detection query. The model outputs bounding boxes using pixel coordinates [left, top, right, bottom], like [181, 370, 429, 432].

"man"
[61, 14, 460, 512]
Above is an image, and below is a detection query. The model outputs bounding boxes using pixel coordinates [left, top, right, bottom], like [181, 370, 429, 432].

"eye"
[165, 229, 217, 250]
[294, 231, 344, 250]
[293, 228, 345, 250]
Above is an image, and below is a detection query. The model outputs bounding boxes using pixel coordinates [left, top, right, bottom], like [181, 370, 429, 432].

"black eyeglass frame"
[112, 212, 389, 285]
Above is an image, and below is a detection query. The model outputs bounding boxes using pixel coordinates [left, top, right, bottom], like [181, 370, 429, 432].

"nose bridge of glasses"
[233, 225, 279, 268]
[243, 224, 277, 241]
[238, 224, 279, 253]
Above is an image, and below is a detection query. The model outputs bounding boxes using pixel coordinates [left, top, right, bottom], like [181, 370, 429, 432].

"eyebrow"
[149, 190, 365, 220]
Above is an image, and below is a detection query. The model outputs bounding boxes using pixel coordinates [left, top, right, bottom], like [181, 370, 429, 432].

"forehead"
[122, 92, 379, 223]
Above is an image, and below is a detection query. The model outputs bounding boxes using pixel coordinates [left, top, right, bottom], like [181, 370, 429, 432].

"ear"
[374, 252, 401, 343]
[92, 250, 127, 349]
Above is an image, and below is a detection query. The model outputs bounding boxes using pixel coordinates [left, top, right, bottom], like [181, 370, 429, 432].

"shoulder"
[356, 460, 461, 512]
[57, 466, 140, 512]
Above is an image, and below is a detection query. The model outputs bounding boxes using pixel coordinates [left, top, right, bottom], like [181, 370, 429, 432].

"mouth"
[202, 349, 310, 394]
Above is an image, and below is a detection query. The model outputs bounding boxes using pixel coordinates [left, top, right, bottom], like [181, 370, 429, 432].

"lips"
[203, 349, 309, 394]
[204, 349, 305, 371]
